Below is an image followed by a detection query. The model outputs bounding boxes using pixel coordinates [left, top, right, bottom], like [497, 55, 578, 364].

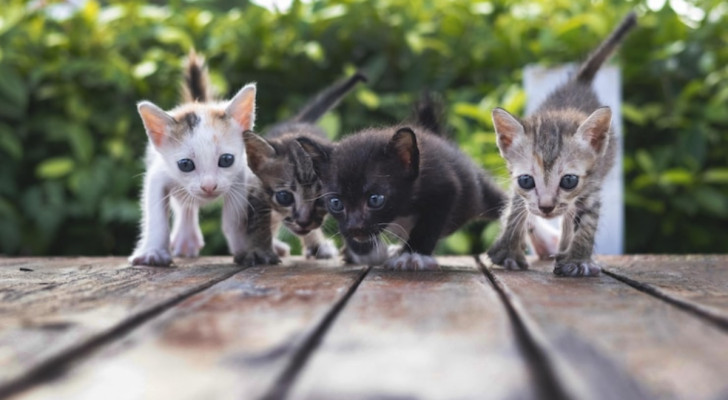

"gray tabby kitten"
[244, 73, 366, 259]
[487, 13, 636, 277]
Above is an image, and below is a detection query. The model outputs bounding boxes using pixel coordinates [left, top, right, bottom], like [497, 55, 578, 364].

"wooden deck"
[1, 255, 727, 400]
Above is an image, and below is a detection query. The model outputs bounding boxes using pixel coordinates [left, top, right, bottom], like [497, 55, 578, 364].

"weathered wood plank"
[601, 255, 728, 329]
[0, 257, 242, 398]
[11, 259, 367, 400]
[481, 255, 728, 400]
[289, 257, 539, 400]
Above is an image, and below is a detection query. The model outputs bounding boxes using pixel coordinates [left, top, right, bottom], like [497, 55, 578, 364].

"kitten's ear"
[388, 127, 419, 180]
[492, 108, 524, 157]
[226, 83, 256, 131]
[243, 130, 275, 173]
[576, 107, 612, 156]
[297, 137, 332, 177]
[138, 101, 175, 147]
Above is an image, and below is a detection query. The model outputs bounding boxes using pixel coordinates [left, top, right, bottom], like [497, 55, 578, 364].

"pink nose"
[201, 184, 218, 195]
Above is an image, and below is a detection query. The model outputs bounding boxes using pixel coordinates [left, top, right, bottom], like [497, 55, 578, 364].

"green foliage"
[1, 0, 726, 256]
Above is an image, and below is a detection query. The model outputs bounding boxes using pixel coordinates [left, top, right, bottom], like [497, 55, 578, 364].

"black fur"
[308, 125, 506, 259]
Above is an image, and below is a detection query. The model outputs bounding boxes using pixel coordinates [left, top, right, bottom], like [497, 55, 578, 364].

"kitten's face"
[492, 108, 612, 219]
[138, 84, 256, 203]
[245, 133, 327, 235]
[307, 128, 418, 255]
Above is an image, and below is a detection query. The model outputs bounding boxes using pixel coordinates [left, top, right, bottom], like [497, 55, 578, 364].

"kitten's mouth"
[346, 233, 379, 255]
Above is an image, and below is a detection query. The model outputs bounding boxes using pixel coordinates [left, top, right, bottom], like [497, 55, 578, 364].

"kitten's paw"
[553, 260, 601, 277]
[234, 249, 281, 267]
[306, 240, 339, 260]
[528, 219, 559, 260]
[487, 244, 529, 270]
[273, 239, 291, 258]
[384, 253, 439, 271]
[171, 232, 204, 258]
[129, 249, 172, 267]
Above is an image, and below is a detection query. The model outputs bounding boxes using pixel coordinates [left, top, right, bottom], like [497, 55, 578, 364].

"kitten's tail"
[412, 91, 447, 136]
[293, 71, 367, 123]
[575, 12, 637, 84]
[182, 49, 212, 103]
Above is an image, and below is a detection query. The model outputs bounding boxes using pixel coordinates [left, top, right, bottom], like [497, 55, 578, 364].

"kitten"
[487, 13, 637, 277]
[244, 72, 366, 259]
[129, 51, 278, 267]
[299, 97, 508, 270]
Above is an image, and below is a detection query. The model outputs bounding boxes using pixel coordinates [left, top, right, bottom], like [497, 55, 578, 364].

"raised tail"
[575, 12, 637, 84]
[182, 49, 211, 103]
[412, 91, 447, 136]
[293, 71, 367, 123]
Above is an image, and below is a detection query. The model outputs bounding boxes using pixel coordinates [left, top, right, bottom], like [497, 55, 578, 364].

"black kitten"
[300, 102, 506, 270]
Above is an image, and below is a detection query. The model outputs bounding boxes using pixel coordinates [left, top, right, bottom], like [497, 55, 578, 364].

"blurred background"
[1, 0, 726, 257]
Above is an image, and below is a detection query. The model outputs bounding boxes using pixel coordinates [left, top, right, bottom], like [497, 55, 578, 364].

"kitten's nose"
[539, 205, 555, 215]
[201, 183, 218, 195]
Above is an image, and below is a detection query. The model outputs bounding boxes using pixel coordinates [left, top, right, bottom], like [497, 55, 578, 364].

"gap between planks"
[602, 267, 728, 332]
[0, 265, 246, 399]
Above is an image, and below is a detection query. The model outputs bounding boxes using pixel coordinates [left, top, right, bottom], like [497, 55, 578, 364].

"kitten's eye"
[218, 154, 235, 168]
[328, 197, 344, 213]
[275, 190, 294, 206]
[177, 158, 195, 173]
[367, 194, 385, 209]
[517, 174, 535, 190]
[560, 174, 579, 190]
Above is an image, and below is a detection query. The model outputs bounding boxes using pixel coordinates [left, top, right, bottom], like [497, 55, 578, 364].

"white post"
[523, 64, 624, 255]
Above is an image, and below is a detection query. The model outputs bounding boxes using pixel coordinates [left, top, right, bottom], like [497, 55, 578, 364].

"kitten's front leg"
[170, 196, 204, 257]
[486, 194, 530, 270]
[384, 199, 450, 271]
[223, 184, 280, 267]
[302, 229, 338, 259]
[129, 169, 173, 267]
[553, 197, 602, 277]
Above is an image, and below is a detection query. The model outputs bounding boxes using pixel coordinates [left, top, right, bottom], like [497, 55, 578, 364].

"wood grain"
[0, 257, 242, 397]
[481, 255, 728, 400]
[601, 255, 728, 329]
[289, 257, 539, 400]
[11, 259, 367, 400]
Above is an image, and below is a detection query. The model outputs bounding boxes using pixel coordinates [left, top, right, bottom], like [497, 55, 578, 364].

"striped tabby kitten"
[130, 51, 278, 267]
[244, 73, 366, 259]
[487, 13, 636, 277]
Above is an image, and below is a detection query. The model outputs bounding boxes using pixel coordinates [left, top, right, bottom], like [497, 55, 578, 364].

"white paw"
[171, 231, 204, 258]
[384, 253, 439, 271]
[528, 218, 560, 260]
[129, 248, 172, 267]
[306, 240, 339, 259]
[273, 239, 291, 258]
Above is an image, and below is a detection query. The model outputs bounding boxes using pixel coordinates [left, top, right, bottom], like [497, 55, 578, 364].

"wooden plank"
[289, 257, 540, 400]
[480, 255, 728, 400]
[0, 257, 242, 398]
[11, 259, 368, 400]
[601, 255, 728, 329]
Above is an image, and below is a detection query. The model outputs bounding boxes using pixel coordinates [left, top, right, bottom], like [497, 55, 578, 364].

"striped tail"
[575, 12, 637, 84]
[182, 49, 211, 103]
[293, 71, 367, 123]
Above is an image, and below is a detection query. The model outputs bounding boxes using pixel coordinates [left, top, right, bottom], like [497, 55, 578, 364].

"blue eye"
[218, 153, 234, 168]
[275, 190, 294, 206]
[367, 194, 385, 209]
[177, 158, 195, 172]
[560, 174, 579, 190]
[328, 197, 344, 213]
[517, 174, 535, 190]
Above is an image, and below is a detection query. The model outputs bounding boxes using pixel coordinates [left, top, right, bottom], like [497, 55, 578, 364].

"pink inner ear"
[583, 109, 612, 152]
[229, 91, 256, 130]
[139, 109, 167, 147]
[492, 110, 521, 151]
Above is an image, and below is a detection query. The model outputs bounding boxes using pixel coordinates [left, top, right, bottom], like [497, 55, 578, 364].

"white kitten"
[129, 53, 278, 267]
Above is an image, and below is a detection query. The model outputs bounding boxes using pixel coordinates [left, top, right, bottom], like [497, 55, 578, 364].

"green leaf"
[704, 168, 728, 184]
[356, 88, 380, 110]
[659, 169, 694, 186]
[0, 123, 22, 160]
[695, 187, 728, 217]
[36, 157, 75, 179]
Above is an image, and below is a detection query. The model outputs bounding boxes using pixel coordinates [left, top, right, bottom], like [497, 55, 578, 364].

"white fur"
[130, 85, 258, 266]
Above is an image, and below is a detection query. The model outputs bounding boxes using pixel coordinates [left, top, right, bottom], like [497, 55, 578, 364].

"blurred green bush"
[0, 0, 726, 256]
